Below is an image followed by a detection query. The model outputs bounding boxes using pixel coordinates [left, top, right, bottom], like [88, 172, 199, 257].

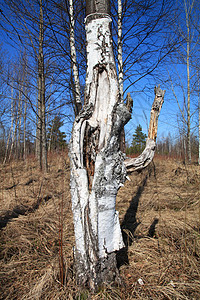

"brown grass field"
[0, 153, 199, 299]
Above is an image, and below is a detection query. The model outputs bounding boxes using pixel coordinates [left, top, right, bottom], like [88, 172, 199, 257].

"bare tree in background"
[197, 69, 200, 165]
[168, 0, 200, 163]
[68, 0, 82, 116]
[36, 0, 48, 172]
[3, 84, 14, 164]
[1, 0, 67, 169]
[117, 0, 123, 101]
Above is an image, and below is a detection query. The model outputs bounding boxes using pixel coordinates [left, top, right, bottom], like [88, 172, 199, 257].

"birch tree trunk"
[118, 0, 123, 101]
[186, 5, 191, 163]
[69, 0, 132, 290]
[68, 0, 82, 116]
[117, 0, 126, 152]
[69, 0, 165, 290]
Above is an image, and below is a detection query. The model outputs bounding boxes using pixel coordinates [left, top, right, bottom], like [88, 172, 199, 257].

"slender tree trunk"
[185, 2, 192, 163]
[118, 0, 123, 101]
[9, 100, 19, 161]
[3, 86, 14, 165]
[36, 96, 42, 169]
[117, 0, 126, 152]
[46, 82, 52, 131]
[17, 88, 22, 158]
[197, 70, 200, 165]
[23, 94, 27, 160]
[199, 101, 200, 165]
[68, 0, 82, 116]
[48, 119, 54, 152]
[37, 0, 48, 172]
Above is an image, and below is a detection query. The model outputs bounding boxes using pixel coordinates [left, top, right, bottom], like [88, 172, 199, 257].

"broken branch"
[124, 85, 165, 172]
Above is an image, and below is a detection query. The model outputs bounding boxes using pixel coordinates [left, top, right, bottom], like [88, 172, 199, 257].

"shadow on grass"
[117, 165, 158, 268]
[0, 195, 52, 229]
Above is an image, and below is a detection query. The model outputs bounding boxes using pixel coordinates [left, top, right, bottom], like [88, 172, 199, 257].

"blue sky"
[0, 0, 199, 146]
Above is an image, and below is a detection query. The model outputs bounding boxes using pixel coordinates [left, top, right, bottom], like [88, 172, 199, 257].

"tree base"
[74, 251, 121, 291]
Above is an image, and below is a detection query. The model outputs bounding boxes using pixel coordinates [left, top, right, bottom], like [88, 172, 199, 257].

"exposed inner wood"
[83, 122, 100, 191]
[69, 9, 164, 289]
[124, 85, 165, 172]
[70, 13, 132, 289]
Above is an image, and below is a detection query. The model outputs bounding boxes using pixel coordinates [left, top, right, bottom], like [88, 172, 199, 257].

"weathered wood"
[124, 85, 165, 172]
[69, 0, 164, 290]
[69, 12, 131, 290]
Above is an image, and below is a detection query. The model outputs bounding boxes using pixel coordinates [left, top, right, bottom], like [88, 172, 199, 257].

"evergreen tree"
[131, 124, 147, 154]
[47, 116, 67, 151]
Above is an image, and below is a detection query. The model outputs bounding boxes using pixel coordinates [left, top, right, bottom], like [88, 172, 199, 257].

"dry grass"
[0, 153, 199, 299]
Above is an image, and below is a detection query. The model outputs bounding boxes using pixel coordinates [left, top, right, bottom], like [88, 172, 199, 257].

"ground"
[0, 153, 199, 299]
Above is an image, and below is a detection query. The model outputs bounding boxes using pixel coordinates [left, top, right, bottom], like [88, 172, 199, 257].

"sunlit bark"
[124, 85, 165, 172]
[69, 0, 164, 290]
[70, 7, 131, 289]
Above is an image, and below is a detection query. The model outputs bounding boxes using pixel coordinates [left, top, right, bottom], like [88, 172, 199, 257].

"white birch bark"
[117, 0, 126, 152]
[69, 0, 82, 116]
[69, 1, 164, 289]
[118, 0, 123, 101]
[70, 13, 131, 289]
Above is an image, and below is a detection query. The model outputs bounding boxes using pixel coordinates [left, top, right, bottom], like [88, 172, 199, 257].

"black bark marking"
[83, 122, 100, 191]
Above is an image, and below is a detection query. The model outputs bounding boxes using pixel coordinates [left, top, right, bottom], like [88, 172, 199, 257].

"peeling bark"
[69, 0, 164, 289]
[69, 13, 131, 290]
[124, 85, 165, 172]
